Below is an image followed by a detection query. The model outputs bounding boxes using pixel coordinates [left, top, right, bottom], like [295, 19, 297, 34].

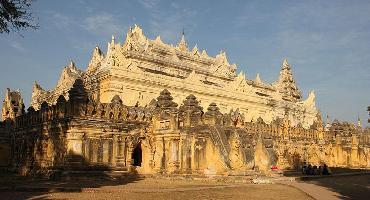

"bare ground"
[0, 178, 313, 200]
[1, 170, 369, 200]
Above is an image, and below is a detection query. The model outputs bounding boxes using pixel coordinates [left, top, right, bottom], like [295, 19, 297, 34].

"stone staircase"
[209, 125, 231, 169]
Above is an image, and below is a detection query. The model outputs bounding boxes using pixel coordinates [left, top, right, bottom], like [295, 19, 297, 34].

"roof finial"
[180, 28, 186, 42]
[282, 58, 290, 69]
[178, 28, 188, 51]
[69, 59, 75, 67]
[326, 114, 330, 124]
[357, 114, 362, 127]
[111, 35, 115, 44]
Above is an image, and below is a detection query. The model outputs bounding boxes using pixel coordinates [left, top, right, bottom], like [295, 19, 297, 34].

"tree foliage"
[0, 0, 38, 34]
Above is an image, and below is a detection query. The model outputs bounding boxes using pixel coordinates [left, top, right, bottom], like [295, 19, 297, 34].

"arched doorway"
[131, 142, 142, 167]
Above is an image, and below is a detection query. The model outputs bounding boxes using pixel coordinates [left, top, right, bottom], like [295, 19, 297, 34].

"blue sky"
[0, 0, 369, 125]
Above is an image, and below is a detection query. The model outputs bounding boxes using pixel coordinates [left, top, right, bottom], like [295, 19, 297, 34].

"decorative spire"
[282, 58, 290, 69]
[326, 114, 330, 123]
[301, 90, 316, 108]
[255, 73, 263, 85]
[201, 49, 208, 57]
[87, 45, 104, 73]
[184, 70, 203, 85]
[131, 24, 146, 42]
[274, 59, 302, 102]
[68, 79, 87, 102]
[206, 103, 221, 115]
[237, 71, 247, 81]
[178, 29, 188, 51]
[33, 81, 41, 90]
[32, 81, 45, 95]
[215, 51, 229, 65]
[111, 95, 123, 104]
[357, 114, 362, 128]
[325, 114, 332, 131]
[68, 60, 76, 69]
[156, 89, 178, 109]
[192, 44, 199, 55]
[154, 35, 164, 44]
[111, 35, 115, 44]
[179, 94, 203, 115]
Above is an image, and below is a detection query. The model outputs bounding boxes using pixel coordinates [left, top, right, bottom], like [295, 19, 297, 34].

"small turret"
[1, 88, 25, 121]
[179, 94, 203, 127]
[203, 103, 223, 125]
[156, 89, 178, 110]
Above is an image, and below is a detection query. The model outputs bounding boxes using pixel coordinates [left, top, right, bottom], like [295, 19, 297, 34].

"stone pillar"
[93, 139, 99, 163]
[350, 135, 359, 167]
[162, 138, 171, 172]
[153, 137, 165, 172]
[103, 138, 109, 163]
[108, 138, 113, 165]
[171, 139, 179, 161]
[80, 137, 86, 163]
[115, 135, 125, 168]
[190, 136, 196, 172]
[168, 139, 180, 173]
[180, 136, 192, 174]
[126, 140, 133, 170]
[170, 112, 178, 130]
[97, 138, 103, 164]
[112, 135, 117, 166]
[88, 139, 93, 163]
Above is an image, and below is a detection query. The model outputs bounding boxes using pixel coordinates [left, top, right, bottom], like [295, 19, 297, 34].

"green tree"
[0, 0, 38, 34]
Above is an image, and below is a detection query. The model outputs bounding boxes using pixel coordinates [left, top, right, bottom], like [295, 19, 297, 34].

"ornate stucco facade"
[0, 25, 369, 176]
[31, 25, 317, 129]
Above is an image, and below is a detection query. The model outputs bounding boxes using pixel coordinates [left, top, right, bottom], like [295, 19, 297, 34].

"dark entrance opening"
[132, 142, 142, 166]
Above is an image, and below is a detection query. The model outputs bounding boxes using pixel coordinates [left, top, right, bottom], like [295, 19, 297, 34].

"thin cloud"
[51, 12, 72, 30]
[141, 2, 197, 43]
[138, 0, 160, 9]
[83, 13, 127, 36]
[9, 41, 26, 52]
